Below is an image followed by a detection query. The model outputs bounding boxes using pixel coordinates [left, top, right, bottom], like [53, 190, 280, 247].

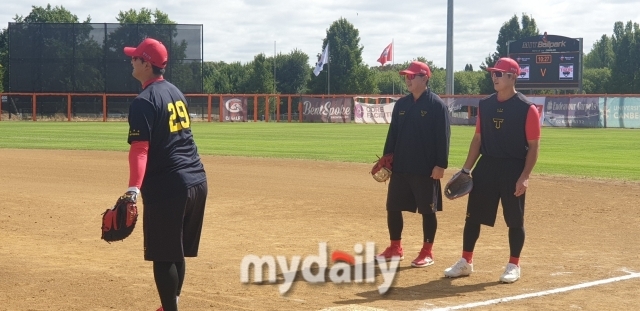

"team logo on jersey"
[497, 108, 504, 113]
[493, 118, 504, 129]
[421, 110, 427, 117]
[399, 111, 405, 116]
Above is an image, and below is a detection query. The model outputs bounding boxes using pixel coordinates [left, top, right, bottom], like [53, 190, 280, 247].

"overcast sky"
[1, 0, 639, 71]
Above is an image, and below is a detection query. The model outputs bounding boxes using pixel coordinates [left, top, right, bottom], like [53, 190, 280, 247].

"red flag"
[377, 42, 393, 65]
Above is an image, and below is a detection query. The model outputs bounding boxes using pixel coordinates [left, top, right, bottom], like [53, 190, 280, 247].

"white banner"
[353, 100, 396, 124]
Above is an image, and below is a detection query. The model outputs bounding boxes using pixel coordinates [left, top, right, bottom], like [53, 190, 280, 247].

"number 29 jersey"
[127, 79, 207, 189]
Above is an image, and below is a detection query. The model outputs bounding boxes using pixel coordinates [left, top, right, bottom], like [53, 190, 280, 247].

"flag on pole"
[377, 42, 393, 65]
[313, 43, 329, 76]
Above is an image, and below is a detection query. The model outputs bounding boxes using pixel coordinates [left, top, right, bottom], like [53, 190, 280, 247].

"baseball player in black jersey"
[377, 61, 451, 268]
[122, 38, 208, 311]
[444, 57, 540, 283]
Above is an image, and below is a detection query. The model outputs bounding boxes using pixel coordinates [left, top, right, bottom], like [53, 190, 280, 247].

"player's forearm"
[463, 134, 481, 170]
[520, 141, 539, 179]
[128, 141, 149, 190]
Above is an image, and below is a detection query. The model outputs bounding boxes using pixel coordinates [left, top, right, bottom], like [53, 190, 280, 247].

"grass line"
[0, 122, 638, 181]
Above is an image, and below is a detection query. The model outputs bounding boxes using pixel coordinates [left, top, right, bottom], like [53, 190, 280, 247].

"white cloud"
[1, 0, 639, 71]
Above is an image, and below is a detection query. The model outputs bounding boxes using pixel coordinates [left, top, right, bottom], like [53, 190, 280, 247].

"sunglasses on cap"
[405, 74, 426, 80]
[491, 71, 513, 78]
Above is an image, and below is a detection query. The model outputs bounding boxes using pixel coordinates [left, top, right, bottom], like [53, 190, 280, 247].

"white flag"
[313, 43, 329, 76]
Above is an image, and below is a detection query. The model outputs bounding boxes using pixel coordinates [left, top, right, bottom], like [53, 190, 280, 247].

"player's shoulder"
[479, 93, 497, 105]
[398, 93, 413, 102]
[514, 92, 535, 106]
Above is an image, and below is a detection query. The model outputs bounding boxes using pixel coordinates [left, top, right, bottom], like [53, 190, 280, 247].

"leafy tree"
[203, 61, 249, 94]
[371, 66, 405, 95]
[308, 18, 376, 94]
[464, 64, 474, 71]
[243, 53, 275, 94]
[584, 34, 615, 69]
[454, 71, 485, 95]
[0, 4, 96, 92]
[582, 67, 612, 94]
[116, 8, 174, 24]
[429, 69, 446, 95]
[13, 4, 90, 23]
[610, 20, 640, 93]
[105, 8, 200, 93]
[479, 13, 540, 94]
[270, 49, 310, 94]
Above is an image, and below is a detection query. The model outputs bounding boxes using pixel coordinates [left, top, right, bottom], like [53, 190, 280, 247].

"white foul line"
[422, 271, 640, 311]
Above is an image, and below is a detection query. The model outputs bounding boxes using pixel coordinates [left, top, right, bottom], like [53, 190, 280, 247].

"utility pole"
[445, 0, 454, 95]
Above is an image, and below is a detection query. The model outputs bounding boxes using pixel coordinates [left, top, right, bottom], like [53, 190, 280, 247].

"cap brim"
[123, 47, 137, 57]
[486, 67, 506, 72]
[399, 70, 416, 75]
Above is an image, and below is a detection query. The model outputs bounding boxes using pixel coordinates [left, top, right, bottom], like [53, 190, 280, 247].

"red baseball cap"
[400, 61, 432, 78]
[124, 38, 168, 69]
[487, 57, 520, 75]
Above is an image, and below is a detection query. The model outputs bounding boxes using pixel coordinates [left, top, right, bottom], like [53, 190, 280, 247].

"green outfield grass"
[0, 122, 638, 181]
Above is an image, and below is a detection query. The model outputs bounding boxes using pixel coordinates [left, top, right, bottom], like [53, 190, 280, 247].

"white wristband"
[127, 187, 140, 194]
[462, 168, 471, 174]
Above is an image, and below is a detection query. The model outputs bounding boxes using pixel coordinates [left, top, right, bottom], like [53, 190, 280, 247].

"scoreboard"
[508, 34, 582, 90]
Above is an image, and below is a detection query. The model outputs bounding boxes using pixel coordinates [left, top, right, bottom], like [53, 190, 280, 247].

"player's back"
[129, 80, 206, 189]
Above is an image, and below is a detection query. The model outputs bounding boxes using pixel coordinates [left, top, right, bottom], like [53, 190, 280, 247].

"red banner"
[221, 97, 248, 122]
[301, 97, 351, 123]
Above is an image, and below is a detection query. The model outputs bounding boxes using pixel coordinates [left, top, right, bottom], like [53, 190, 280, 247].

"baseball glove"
[371, 153, 393, 182]
[101, 192, 139, 243]
[444, 170, 473, 200]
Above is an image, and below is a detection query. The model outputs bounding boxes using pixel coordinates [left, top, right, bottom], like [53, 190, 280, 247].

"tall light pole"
[445, 0, 454, 95]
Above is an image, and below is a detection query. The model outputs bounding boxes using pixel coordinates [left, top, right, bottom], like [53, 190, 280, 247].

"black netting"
[106, 96, 136, 119]
[71, 96, 103, 120]
[184, 96, 208, 121]
[8, 23, 203, 93]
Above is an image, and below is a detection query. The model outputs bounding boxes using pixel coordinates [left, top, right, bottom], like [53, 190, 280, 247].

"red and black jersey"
[476, 92, 541, 160]
[383, 89, 450, 175]
[127, 79, 206, 189]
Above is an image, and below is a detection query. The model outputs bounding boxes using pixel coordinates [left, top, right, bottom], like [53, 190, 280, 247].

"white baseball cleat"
[500, 263, 521, 283]
[444, 258, 473, 278]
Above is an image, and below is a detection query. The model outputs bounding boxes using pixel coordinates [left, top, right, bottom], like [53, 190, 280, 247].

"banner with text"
[604, 97, 640, 128]
[543, 96, 602, 127]
[301, 97, 352, 123]
[221, 97, 248, 122]
[353, 97, 399, 124]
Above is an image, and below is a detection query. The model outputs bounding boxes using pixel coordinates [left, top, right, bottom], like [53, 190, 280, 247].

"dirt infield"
[1, 149, 639, 311]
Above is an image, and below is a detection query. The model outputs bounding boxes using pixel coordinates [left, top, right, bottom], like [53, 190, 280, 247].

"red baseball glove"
[101, 192, 139, 243]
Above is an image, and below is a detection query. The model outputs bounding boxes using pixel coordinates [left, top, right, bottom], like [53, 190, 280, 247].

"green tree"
[13, 4, 90, 23]
[454, 71, 485, 95]
[203, 61, 249, 94]
[116, 8, 175, 24]
[584, 34, 615, 69]
[270, 49, 311, 94]
[244, 53, 275, 94]
[464, 64, 474, 71]
[0, 4, 95, 92]
[308, 18, 376, 94]
[105, 9, 199, 93]
[242, 53, 276, 117]
[479, 13, 540, 94]
[610, 20, 640, 93]
[371, 67, 406, 95]
[582, 67, 612, 94]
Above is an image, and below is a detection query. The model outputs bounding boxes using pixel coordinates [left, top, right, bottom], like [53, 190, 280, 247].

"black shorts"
[386, 172, 443, 214]
[465, 156, 525, 227]
[141, 180, 208, 262]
